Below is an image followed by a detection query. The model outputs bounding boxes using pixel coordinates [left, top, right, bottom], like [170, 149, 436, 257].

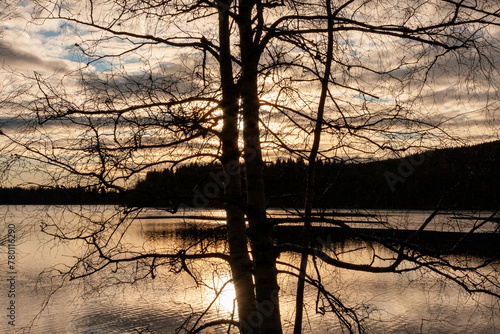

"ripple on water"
[6, 206, 500, 334]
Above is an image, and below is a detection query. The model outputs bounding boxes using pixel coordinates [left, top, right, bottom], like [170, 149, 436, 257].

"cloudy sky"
[1, 0, 500, 186]
[1, 5, 71, 72]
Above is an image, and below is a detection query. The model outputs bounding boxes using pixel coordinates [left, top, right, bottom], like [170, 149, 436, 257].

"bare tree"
[3, 0, 500, 333]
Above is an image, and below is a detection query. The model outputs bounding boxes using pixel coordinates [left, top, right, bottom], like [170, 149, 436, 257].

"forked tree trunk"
[238, 1, 283, 333]
[218, 3, 259, 333]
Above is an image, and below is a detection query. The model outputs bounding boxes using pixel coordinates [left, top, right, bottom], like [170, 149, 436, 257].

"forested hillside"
[1, 140, 499, 209]
[129, 140, 500, 210]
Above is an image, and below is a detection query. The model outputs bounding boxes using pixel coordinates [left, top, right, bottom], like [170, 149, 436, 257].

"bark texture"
[218, 3, 259, 333]
[239, 1, 283, 333]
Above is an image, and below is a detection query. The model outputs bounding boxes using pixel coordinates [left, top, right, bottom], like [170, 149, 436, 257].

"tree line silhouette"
[1, 140, 499, 210]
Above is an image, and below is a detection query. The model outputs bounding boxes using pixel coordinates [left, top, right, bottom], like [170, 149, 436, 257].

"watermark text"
[6, 223, 16, 326]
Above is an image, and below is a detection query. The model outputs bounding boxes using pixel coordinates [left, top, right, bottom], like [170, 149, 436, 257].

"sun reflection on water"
[4, 206, 499, 333]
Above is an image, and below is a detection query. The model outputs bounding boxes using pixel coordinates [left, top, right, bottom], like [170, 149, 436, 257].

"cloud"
[0, 39, 68, 72]
[0, 0, 498, 161]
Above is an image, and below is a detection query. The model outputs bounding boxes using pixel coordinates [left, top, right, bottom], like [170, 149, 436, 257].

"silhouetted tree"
[3, 0, 500, 333]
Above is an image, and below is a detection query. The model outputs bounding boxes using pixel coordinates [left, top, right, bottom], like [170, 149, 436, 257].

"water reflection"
[0, 206, 499, 333]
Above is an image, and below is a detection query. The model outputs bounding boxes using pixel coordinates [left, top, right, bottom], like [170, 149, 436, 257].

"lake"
[0, 205, 499, 333]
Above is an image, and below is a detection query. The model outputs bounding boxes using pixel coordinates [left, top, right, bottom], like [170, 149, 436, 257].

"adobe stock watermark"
[384, 151, 433, 192]
[5, 223, 17, 327]
[191, 138, 258, 208]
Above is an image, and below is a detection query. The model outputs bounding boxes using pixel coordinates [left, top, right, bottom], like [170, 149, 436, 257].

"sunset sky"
[1, 0, 500, 186]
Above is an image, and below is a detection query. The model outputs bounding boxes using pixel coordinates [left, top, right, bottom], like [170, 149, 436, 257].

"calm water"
[0, 205, 499, 333]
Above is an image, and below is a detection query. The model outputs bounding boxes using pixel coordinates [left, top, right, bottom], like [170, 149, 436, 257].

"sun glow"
[214, 280, 237, 315]
[197, 270, 239, 318]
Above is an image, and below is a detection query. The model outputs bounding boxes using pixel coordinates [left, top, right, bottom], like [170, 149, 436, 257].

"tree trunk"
[294, 1, 335, 332]
[218, 3, 258, 333]
[238, 1, 283, 333]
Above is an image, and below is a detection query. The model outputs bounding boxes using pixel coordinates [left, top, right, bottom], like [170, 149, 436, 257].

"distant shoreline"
[2, 139, 499, 210]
